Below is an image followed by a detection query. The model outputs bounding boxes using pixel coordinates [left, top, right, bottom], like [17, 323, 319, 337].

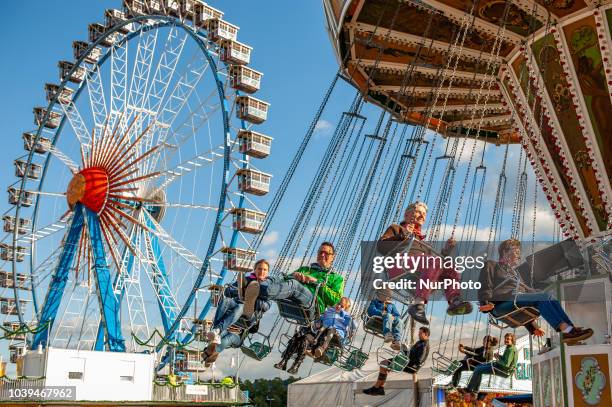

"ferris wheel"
[0, 0, 272, 363]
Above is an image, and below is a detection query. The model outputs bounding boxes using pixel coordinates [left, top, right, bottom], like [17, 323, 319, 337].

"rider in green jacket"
[241, 242, 344, 317]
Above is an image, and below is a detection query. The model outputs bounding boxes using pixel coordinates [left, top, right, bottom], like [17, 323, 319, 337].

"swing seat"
[240, 332, 272, 361]
[277, 299, 317, 326]
[431, 351, 462, 376]
[362, 314, 384, 338]
[490, 304, 540, 329]
[387, 352, 410, 372]
[316, 346, 341, 366]
[241, 341, 271, 360]
[376, 346, 409, 372]
[310, 332, 343, 366]
[338, 348, 369, 371]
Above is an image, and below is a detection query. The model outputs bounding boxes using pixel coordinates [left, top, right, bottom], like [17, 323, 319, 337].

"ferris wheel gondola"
[0, 0, 271, 369]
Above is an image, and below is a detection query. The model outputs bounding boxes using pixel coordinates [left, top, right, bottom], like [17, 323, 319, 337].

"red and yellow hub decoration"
[64, 116, 161, 272]
[67, 167, 109, 213]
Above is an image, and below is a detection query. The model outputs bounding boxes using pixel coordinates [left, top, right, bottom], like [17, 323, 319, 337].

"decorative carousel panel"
[531, 34, 608, 231]
[562, 16, 612, 181]
[510, 55, 591, 235]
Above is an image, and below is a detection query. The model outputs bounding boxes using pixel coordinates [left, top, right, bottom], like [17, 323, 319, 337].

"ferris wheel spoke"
[150, 203, 217, 211]
[122, 252, 151, 348]
[17, 220, 68, 245]
[59, 99, 92, 153]
[142, 27, 188, 146]
[142, 211, 205, 274]
[48, 145, 80, 173]
[151, 145, 224, 195]
[146, 94, 222, 175]
[124, 29, 159, 137]
[86, 65, 108, 130]
[145, 55, 212, 173]
[109, 29, 129, 130]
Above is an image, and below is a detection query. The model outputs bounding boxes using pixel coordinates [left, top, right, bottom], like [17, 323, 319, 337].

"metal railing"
[152, 383, 249, 404]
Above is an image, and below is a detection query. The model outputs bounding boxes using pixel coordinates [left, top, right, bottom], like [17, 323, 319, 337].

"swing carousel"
[0, 0, 610, 406]
[286, 0, 611, 405]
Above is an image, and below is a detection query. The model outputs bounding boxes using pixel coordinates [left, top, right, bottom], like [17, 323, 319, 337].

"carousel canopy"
[323, 0, 612, 240]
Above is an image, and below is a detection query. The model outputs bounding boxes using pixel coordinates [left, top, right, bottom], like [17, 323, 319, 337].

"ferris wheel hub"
[66, 167, 109, 213]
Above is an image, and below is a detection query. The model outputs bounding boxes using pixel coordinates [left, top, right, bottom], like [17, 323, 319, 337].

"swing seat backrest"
[276, 298, 317, 326]
[362, 314, 384, 337]
[491, 305, 540, 329]
[343, 349, 369, 370]
[431, 351, 462, 375]
[387, 352, 410, 372]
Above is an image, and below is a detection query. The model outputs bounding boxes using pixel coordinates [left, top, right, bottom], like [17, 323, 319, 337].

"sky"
[0, 0, 560, 382]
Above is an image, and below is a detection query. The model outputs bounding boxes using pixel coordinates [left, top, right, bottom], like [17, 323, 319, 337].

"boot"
[287, 357, 304, 374]
[274, 359, 288, 371]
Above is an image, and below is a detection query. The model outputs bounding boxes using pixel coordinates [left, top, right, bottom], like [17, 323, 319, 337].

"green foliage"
[239, 376, 301, 407]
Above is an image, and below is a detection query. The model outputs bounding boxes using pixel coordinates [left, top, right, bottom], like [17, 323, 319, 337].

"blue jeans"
[263, 278, 314, 308]
[466, 362, 495, 393]
[367, 303, 402, 341]
[217, 331, 242, 353]
[213, 296, 242, 332]
[493, 292, 572, 330]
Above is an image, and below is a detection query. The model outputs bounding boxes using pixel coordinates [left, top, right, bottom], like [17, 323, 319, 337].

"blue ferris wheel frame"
[17, 14, 249, 352]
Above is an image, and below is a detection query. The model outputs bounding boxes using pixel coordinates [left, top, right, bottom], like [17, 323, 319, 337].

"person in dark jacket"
[274, 324, 318, 375]
[479, 239, 593, 344]
[362, 327, 430, 396]
[450, 335, 498, 388]
[377, 202, 472, 325]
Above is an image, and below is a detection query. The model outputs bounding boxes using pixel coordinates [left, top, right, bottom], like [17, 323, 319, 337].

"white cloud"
[314, 119, 333, 138]
[261, 230, 279, 247]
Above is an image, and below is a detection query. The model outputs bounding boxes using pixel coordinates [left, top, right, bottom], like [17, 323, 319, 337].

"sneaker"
[408, 304, 429, 325]
[391, 340, 401, 351]
[384, 333, 393, 343]
[287, 365, 300, 375]
[274, 361, 287, 371]
[562, 327, 594, 344]
[447, 298, 473, 316]
[362, 386, 385, 396]
[313, 346, 325, 359]
[242, 281, 260, 319]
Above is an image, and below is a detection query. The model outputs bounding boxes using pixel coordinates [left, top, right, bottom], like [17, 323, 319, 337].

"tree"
[239, 376, 301, 406]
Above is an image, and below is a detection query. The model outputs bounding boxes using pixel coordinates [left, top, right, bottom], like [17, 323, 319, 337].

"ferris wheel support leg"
[31, 204, 86, 350]
[85, 208, 126, 352]
[96, 226, 139, 349]
[94, 322, 105, 351]
[144, 228, 180, 340]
